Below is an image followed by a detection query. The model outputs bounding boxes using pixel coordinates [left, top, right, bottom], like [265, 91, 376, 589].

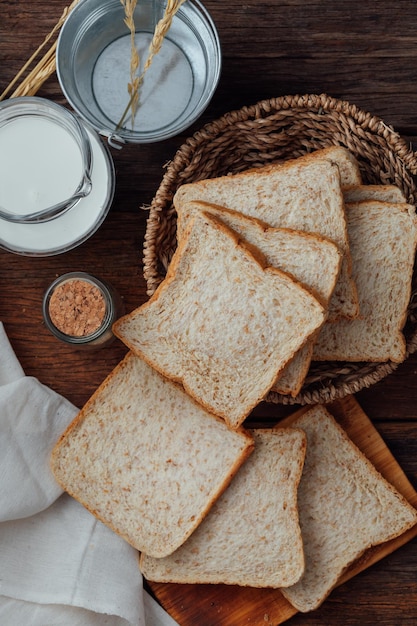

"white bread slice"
[50, 352, 254, 558]
[174, 148, 358, 321]
[313, 201, 417, 362]
[280, 405, 417, 613]
[140, 428, 307, 588]
[344, 184, 406, 204]
[177, 200, 342, 396]
[114, 212, 326, 429]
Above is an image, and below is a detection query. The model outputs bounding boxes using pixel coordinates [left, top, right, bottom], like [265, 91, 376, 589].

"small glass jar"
[42, 272, 124, 348]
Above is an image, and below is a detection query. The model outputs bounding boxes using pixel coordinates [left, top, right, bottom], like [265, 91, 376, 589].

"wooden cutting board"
[146, 395, 417, 625]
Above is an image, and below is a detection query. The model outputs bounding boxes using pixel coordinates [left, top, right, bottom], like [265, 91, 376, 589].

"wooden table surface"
[1, 1, 417, 624]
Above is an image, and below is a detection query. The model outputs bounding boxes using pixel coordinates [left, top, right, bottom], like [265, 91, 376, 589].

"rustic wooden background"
[1, 1, 417, 624]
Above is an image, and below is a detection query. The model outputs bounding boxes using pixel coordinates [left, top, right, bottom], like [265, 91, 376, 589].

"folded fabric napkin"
[0, 322, 178, 626]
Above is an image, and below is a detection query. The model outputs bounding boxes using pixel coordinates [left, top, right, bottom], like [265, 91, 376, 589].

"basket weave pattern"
[143, 93, 417, 405]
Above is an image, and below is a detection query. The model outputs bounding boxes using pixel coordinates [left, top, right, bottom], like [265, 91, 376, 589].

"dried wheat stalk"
[1, 0, 186, 135]
[0, 0, 80, 101]
[120, 0, 141, 125]
[116, 0, 187, 131]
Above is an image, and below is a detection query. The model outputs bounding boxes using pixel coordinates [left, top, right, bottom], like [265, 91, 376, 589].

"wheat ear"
[0, 0, 80, 101]
[116, 0, 187, 131]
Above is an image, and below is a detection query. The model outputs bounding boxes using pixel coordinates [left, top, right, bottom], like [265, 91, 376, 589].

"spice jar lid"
[43, 272, 124, 348]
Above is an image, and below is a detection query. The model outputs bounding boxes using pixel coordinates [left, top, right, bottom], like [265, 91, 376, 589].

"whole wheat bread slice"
[177, 200, 342, 396]
[344, 183, 406, 204]
[140, 428, 307, 588]
[114, 212, 326, 428]
[174, 147, 358, 321]
[280, 405, 417, 613]
[300, 145, 362, 187]
[50, 352, 254, 558]
[313, 201, 417, 363]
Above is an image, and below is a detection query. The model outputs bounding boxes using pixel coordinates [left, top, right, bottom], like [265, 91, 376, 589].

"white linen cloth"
[0, 322, 178, 626]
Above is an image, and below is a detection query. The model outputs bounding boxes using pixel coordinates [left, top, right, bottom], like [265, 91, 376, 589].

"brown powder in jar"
[48, 279, 106, 337]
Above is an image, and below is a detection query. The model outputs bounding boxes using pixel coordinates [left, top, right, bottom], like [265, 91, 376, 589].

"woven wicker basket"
[143, 93, 417, 405]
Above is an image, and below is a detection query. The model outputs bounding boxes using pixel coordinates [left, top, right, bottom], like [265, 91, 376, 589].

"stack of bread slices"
[50, 146, 417, 613]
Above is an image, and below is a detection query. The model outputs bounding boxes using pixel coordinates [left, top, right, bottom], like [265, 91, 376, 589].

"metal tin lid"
[56, 0, 221, 146]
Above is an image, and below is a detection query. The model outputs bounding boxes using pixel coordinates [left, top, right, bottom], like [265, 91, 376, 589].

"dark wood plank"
[2, 1, 417, 623]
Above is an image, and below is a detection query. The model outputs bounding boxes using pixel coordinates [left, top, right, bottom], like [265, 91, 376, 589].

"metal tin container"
[0, 97, 115, 256]
[56, 0, 221, 146]
[43, 272, 124, 348]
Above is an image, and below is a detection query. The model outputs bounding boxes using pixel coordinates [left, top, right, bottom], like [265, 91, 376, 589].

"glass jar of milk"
[0, 97, 115, 256]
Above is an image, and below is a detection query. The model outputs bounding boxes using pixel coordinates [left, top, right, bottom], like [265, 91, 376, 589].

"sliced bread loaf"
[50, 352, 254, 558]
[173, 148, 358, 321]
[140, 427, 307, 588]
[280, 405, 417, 613]
[113, 212, 326, 428]
[313, 201, 417, 362]
[177, 200, 342, 396]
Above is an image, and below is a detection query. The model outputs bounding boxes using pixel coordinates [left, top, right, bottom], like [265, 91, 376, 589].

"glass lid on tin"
[56, 0, 221, 145]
